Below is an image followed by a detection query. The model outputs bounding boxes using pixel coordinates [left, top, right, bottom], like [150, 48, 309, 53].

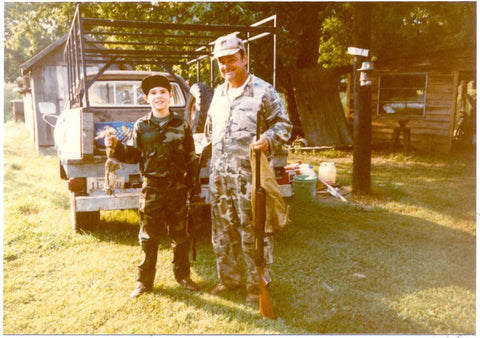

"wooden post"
[351, 3, 372, 194]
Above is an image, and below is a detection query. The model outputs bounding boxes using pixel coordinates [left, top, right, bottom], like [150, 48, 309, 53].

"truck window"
[89, 81, 185, 107]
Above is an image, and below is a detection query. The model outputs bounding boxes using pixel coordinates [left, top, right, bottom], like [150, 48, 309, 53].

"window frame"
[88, 80, 186, 108]
[376, 72, 428, 120]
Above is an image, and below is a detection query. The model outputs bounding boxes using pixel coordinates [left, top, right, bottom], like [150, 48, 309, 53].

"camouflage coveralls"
[112, 111, 198, 288]
[206, 74, 292, 293]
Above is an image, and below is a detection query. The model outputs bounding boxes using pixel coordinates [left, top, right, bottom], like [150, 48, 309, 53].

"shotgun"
[187, 142, 211, 261]
[186, 197, 196, 261]
[254, 113, 276, 320]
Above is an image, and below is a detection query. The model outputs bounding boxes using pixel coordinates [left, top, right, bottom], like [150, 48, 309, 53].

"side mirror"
[39, 102, 58, 128]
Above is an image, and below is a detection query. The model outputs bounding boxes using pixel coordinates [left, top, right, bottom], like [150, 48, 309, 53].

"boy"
[105, 75, 200, 298]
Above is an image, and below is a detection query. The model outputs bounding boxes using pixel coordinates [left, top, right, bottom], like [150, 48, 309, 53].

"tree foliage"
[4, 2, 476, 84]
[371, 2, 476, 60]
[4, 2, 76, 82]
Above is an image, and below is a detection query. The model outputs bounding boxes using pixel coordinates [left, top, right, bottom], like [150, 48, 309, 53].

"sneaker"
[179, 278, 200, 291]
[130, 282, 152, 299]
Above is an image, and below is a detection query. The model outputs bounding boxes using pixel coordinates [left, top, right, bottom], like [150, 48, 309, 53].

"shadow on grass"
[76, 196, 474, 334]
[270, 198, 476, 334]
[145, 283, 282, 332]
[85, 206, 212, 248]
[83, 219, 139, 246]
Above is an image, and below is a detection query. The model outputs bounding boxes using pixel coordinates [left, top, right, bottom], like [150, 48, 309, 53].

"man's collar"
[221, 74, 254, 97]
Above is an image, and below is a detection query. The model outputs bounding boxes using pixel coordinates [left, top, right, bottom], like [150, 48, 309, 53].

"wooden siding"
[346, 47, 475, 154]
[30, 64, 66, 150]
[370, 71, 456, 153]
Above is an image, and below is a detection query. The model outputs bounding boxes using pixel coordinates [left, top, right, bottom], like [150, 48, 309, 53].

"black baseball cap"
[141, 75, 171, 94]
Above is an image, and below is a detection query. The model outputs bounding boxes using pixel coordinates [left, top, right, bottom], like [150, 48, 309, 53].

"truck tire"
[70, 193, 99, 232]
[184, 83, 213, 133]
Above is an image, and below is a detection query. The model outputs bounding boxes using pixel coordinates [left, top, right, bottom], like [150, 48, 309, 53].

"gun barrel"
[254, 111, 275, 320]
[254, 186, 266, 262]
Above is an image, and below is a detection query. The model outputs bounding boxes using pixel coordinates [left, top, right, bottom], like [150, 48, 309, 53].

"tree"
[5, 2, 475, 83]
[371, 2, 476, 60]
[4, 2, 75, 82]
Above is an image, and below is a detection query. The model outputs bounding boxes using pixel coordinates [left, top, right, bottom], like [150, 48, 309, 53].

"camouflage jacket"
[113, 111, 197, 191]
[206, 74, 292, 169]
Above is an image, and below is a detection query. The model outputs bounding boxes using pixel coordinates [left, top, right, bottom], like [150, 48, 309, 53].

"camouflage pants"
[209, 165, 273, 293]
[136, 179, 191, 287]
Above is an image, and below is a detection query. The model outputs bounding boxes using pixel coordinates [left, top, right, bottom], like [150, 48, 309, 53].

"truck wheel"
[70, 193, 99, 232]
[184, 83, 213, 133]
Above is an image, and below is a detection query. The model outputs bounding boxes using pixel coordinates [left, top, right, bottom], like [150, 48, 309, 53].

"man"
[206, 34, 292, 303]
[105, 75, 200, 298]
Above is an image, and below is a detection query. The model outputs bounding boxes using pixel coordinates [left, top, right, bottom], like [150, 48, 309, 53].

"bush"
[4, 82, 22, 123]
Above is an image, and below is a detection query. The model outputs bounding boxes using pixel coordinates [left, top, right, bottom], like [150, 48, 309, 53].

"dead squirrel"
[96, 127, 123, 196]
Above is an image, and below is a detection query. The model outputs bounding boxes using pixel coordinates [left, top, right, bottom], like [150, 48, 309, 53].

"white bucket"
[318, 162, 336, 185]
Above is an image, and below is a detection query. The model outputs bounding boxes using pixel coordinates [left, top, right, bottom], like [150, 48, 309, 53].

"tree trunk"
[276, 57, 303, 142]
[276, 3, 326, 142]
[295, 4, 326, 68]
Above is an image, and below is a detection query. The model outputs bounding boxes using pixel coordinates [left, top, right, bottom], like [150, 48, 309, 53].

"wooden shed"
[346, 46, 476, 154]
[20, 35, 123, 154]
[20, 34, 69, 154]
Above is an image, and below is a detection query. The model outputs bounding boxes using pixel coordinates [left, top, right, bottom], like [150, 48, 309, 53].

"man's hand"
[105, 134, 118, 148]
[252, 134, 269, 152]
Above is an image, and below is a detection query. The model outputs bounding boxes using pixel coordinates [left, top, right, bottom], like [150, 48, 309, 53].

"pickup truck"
[54, 5, 283, 232]
[55, 70, 189, 231]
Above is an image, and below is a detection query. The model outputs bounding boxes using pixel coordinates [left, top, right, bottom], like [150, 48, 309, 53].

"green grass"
[3, 121, 476, 334]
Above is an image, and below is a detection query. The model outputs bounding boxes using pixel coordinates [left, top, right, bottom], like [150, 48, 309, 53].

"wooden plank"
[33, 66, 60, 148]
[292, 68, 353, 146]
[446, 70, 460, 153]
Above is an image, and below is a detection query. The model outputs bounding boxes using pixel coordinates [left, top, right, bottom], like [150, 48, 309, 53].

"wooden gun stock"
[257, 265, 275, 320]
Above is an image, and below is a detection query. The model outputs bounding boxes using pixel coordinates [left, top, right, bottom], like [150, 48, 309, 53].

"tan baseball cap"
[212, 34, 246, 59]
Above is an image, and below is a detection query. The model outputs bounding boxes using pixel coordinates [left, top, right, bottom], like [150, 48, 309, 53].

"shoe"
[179, 278, 200, 291]
[210, 283, 240, 295]
[130, 283, 152, 299]
[245, 293, 259, 304]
